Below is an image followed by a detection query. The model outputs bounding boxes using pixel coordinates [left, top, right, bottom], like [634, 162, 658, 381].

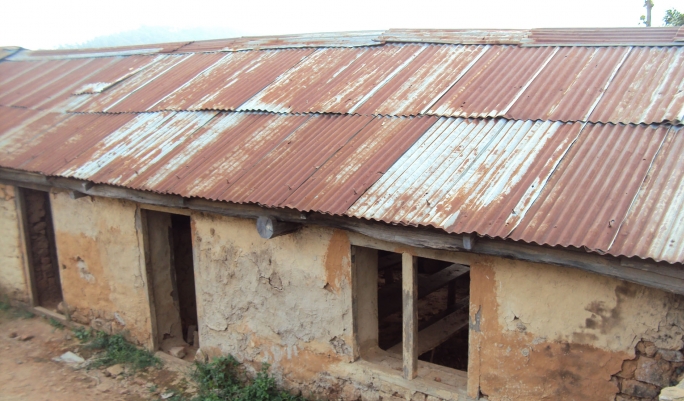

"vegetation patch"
[86, 332, 161, 372]
[178, 356, 308, 401]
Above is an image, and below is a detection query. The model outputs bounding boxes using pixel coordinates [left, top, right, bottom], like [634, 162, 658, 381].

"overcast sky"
[2, 0, 684, 49]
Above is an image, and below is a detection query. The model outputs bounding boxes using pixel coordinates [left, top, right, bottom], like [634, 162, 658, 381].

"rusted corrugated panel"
[348, 118, 583, 238]
[380, 29, 528, 45]
[5, 114, 137, 175]
[528, 27, 681, 45]
[510, 123, 669, 252]
[176, 31, 384, 53]
[676, 27, 684, 42]
[0, 56, 160, 110]
[0, 106, 43, 137]
[351, 45, 488, 116]
[589, 47, 684, 125]
[9, 42, 190, 60]
[285, 115, 437, 214]
[428, 46, 558, 119]
[58, 112, 217, 185]
[223, 114, 375, 206]
[150, 49, 315, 111]
[0, 110, 74, 163]
[123, 112, 309, 197]
[68, 55, 191, 112]
[505, 47, 630, 122]
[608, 126, 684, 263]
[238, 45, 427, 114]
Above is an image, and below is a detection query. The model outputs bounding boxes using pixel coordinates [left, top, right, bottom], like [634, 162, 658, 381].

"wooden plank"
[402, 253, 417, 380]
[3, 167, 684, 296]
[14, 187, 38, 307]
[388, 308, 469, 356]
[378, 264, 469, 319]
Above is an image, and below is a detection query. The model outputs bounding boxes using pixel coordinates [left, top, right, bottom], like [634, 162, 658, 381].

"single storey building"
[1, 28, 684, 400]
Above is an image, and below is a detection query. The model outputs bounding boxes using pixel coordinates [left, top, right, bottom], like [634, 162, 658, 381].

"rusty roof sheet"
[8, 42, 190, 61]
[527, 27, 683, 46]
[588, 47, 684, 125]
[379, 29, 528, 45]
[176, 31, 384, 53]
[347, 118, 583, 237]
[608, 125, 684, 263]
[510, 123, 669, 252]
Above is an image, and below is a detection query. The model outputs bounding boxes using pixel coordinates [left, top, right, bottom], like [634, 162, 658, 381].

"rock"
[105, 364, 125, 378]
[659, 350, 684, 363]
[90, 318, 112, 335]
[643, 342, 658, 358]
[622, 379, 660, 398]
[169, 346, 186, 359]
[660, 386, 684, 401]
[8, 332, 17, 338]
[617, 359, 639, 379]
[17, 335, 34, 341]
[636, 356, 674, 387]
[434, 376, 442, 382]
[161, 392, 175, 399]
[119, 389, 129, 395]
[64, 334, 72, 341]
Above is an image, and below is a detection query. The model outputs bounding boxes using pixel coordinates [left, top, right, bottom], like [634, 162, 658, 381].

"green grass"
[187, 356, 308, 401]
[0, 296, 35, 320]
[87, 332, 161, 372]
[48, 317, 65, 330]
[72, 326, 93, 343]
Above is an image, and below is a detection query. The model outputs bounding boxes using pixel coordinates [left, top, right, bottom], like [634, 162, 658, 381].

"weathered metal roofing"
[175, 31, 384, 53]
[2, 28, 684, 264]
[347, 118, 583, 238]
[3, 41, 682, 124]
[510, 123, 669, 253]
[608, 125, 684, 263]
[527, 27, 683, 46]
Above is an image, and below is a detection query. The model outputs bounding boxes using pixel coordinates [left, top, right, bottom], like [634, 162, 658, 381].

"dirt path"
[0, 310, 194, 401]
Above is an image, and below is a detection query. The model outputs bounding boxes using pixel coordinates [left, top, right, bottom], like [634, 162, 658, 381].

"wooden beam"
[256, 216, 301, 239]
[388, 308, 469, 356]
[68, 190, 88, 199]
[2, 167, 684, 296]
[402, 253, 417, 380]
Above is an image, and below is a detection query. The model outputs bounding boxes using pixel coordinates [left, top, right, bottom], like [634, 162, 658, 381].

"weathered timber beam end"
[256, 215, 302, 239]
[68, 190, 88, 199]
[2, 167, 683, 296]
[462, 233, 476, 250]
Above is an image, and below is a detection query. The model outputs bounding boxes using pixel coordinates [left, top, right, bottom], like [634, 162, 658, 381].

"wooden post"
[402, 252, 418, 380]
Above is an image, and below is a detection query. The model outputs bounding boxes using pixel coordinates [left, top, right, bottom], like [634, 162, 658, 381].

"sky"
[2, 0, 684, 49]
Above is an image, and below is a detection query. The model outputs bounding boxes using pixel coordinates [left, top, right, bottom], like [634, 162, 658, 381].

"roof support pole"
[402, 253, 418, 380]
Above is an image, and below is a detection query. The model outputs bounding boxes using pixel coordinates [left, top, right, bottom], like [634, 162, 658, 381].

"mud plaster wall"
[468, 255, 684, 401]
[50, 191, 152, 345]
[0, 184, 29, 302]
[193, 213, 385, 396]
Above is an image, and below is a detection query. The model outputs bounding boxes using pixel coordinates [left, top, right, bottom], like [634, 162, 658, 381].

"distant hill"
[58, 25, 246, 49]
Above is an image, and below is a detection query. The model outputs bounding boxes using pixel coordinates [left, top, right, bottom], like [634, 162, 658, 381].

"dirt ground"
[0, 309, 195, 401]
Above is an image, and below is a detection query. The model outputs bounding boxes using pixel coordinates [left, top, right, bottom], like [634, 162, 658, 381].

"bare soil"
[0, 310, 195, 401]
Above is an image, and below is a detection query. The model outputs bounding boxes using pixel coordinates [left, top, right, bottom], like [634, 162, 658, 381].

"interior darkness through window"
[376, 250, 470, 371]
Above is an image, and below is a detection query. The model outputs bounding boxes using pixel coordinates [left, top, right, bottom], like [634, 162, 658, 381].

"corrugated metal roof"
[2, 41, 682, 124]
[379, 29, 528, 45]
[2, 28, 684, 264]
[7, 42, 190, 60]
[175, 31, 384, 53]
[588, 47, 684, 125]
[609, 125, 684, 263]
[527, 27, 683, 46]
[510, 123, 669, 252]
[347, 118, 583, 238]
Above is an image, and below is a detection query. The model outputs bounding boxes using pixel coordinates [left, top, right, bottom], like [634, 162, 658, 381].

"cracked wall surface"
[50, 191, 153, 345]
[468, 256, 684, 401]
[0, 184, 29, 302]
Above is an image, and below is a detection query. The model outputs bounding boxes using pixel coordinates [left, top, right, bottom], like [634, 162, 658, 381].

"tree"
[663, 8, 684, 26]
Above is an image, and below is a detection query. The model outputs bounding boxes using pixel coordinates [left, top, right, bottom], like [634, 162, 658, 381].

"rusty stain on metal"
[510, 123, 669, 253]
[608, 125, 684, 263]
[1, 28, 684, 264]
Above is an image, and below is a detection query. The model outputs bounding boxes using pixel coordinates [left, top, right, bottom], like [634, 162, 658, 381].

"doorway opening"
[144, 210, 198, 361]
[21, 188, 63, 311]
